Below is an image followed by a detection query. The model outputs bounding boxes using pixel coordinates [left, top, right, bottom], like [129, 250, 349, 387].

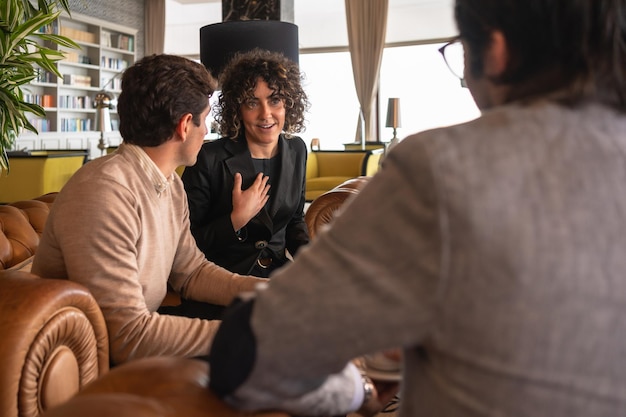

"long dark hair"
[455, 0, 626, 109]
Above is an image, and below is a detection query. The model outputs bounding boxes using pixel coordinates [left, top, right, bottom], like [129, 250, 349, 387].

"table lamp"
[94, 90, 113, 156]
[385, 97, 401, 143]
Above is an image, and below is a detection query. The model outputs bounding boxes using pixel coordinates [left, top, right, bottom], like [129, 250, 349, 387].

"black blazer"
[182, 134, 310, 275]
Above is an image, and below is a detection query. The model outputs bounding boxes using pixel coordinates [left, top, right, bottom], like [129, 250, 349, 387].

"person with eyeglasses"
[438, 36, 468, 88]
[207, 1, 626, 416]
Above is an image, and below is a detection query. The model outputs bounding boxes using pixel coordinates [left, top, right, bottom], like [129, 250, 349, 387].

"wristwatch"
[361, 372, 375, 404]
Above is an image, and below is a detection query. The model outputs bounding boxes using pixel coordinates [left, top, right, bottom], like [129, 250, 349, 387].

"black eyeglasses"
[438, 36, 466, 85]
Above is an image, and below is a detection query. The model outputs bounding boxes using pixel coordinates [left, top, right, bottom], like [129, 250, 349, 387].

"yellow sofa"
[0, 150, 88, 203]
[305, 149, 382, 201]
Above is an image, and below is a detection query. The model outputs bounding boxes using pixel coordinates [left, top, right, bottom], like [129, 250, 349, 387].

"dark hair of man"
[455, 0, 626, 110]
[215, 48, 309, 139]
[118, 54, 217, 147]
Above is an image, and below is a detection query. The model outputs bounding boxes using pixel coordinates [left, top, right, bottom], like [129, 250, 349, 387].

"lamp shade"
[200, 20, 299, 80]
[385, 98, 401, 129]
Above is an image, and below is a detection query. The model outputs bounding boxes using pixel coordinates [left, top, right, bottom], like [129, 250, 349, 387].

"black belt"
[256, 257, 273, 269]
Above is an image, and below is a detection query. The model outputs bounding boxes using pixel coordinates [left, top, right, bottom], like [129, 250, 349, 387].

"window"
[298, 42, 480, 150]
[379, 43, 479, 142]
[299, 51, 360, 150]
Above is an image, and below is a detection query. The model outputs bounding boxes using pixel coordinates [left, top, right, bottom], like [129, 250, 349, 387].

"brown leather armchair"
[0, 193, 280, 417]
[305, 176, 371, 239]
[0, 193, 110, 417]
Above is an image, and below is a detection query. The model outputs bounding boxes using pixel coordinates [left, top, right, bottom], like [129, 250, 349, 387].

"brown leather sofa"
[0, 192, 57, 271]
[0, 193, 110, 417]
[39, 356, 287, 417]
[0, 194, 286, 417]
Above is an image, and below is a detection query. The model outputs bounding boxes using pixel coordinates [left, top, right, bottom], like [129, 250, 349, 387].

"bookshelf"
[17, 12, 137, 159]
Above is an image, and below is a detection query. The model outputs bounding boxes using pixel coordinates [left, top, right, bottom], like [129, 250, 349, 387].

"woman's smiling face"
[240, 78, 286, 146]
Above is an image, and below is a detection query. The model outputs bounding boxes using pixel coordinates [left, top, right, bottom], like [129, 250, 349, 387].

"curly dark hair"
[215, 48, 309, 139]
[118, 54, 217, 147]
[455, 0, 626, 109]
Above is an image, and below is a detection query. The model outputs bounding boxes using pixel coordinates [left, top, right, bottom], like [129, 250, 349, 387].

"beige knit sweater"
[33, 143, 266, 365]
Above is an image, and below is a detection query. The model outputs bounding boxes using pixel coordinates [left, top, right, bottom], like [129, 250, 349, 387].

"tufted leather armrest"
[0, 204, 39, 269]
[40, 357, 288, 417]
[0, 193, 57, 270]
[0, 270, 109, 417]
[305, 176, 370, 239]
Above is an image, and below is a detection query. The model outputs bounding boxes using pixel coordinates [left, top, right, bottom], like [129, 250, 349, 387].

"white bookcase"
[16, 12, 137, 159]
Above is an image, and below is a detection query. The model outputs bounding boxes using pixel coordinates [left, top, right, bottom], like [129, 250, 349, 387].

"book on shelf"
[61, 118, 92, 132]
[59, 95, 93, 109]
[64, 52, 91, 64]
[60, 26, 96, 43]
[101, 56, 129, 70]
[65, 51, 80, 63]
[42, 95, 55, 108]
[28, 118, 52, 132]
[23, 94, 55, 108]
[115, 34, 134, 52]
[35, 70, 54, 83]
[101, 30, 112, 48]
[101, 76, 123, 91]
[63, 74, 92, 88]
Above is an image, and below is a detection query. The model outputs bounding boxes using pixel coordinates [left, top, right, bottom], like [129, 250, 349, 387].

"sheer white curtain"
[145, 0, 166, 55]
[345, 0, 388, 143]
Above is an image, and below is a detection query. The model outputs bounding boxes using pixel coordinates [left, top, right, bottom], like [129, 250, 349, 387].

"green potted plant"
[0, 0, 78, 173]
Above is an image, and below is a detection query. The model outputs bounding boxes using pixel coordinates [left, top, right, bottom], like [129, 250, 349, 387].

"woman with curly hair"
[182, 48, 310, 301]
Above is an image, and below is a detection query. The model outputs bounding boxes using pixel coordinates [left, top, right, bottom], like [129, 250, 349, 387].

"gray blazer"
[210, 100, 626, 416]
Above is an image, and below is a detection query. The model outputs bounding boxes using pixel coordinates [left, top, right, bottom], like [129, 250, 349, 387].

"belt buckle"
[256, 257, 272, 269]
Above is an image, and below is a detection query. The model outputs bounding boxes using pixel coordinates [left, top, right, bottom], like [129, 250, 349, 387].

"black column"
[200, 0, 298, 79]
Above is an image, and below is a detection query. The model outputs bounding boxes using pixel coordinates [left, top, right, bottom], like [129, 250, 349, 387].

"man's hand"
[357, 380, 400, 417]
[231, 172, 270, 232]
[353, 351, 402, 417]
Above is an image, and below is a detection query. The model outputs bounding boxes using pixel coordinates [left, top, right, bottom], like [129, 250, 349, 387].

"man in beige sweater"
[32, 54, 268, 365]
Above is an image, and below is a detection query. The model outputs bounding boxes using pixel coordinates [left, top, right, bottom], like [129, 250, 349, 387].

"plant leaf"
[0, 0, 78, 174]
